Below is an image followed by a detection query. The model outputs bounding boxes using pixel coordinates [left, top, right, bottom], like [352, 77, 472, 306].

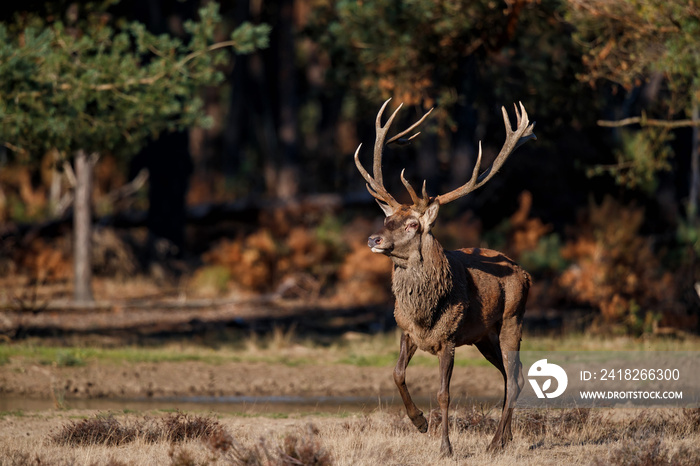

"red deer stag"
[354, 99, 535, 456]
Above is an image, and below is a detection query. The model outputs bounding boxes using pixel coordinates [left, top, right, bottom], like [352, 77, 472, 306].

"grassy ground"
[0, 328, 496, 368]
[4, 330, 700, 368]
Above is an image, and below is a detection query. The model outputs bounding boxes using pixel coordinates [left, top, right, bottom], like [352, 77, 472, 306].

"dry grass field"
[2, 333, 700, 465]
[2, 406, 700, 465]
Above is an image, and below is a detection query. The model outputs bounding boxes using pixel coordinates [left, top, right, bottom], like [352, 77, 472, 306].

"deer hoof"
[440, 440, 453, 457]
[486, 435, 506, 453]
[411, 414, 428, 433]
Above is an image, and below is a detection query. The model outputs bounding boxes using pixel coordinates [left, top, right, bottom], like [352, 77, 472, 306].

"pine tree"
[0, 3, 269, 302]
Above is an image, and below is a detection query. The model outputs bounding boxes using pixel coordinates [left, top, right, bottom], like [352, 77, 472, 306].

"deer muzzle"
[368, 234, 390, 254]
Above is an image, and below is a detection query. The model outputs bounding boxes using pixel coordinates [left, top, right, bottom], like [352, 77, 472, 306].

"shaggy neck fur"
[391, 233, 453, 327]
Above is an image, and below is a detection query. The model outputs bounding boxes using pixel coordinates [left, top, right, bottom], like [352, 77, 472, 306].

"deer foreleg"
[393, 332, 427, 433]
[437, 343, 455, 457]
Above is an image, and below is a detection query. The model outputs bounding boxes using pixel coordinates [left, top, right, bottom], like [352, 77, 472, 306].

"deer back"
[447, 247, 531, 345]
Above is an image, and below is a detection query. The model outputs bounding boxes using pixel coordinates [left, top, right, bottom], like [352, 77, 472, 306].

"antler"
[435, 102, 536, 205]
[355, 100, 535, 213]
[354, 98, 433, 212]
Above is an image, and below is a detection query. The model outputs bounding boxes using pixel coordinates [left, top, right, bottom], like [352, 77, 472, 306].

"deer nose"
[368, 236, 382, 249]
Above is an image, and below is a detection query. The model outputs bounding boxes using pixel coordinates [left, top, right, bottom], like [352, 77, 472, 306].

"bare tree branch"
[598, 115, 700, 128]
[103, 169, 149, 204]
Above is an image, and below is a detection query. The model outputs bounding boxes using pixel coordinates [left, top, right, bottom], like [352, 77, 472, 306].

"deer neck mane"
[391, 233, 453, 325]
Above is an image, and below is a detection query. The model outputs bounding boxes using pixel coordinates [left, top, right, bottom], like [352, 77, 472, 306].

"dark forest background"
[1, 0, 699, 336]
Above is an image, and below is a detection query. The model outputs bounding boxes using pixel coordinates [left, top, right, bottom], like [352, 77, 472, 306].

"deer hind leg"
[475, 335, 509, 451]
[393, 332, 428, 433]
[437, 342, 455, 457]
[474, 335, 507, 410]
[489, 315, 524, 452]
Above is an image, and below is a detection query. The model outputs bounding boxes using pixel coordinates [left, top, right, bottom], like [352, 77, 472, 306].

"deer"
[353, 99, 536, 457]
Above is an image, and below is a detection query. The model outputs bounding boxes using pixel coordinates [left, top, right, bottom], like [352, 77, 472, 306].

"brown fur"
[368, 202, 530, 456]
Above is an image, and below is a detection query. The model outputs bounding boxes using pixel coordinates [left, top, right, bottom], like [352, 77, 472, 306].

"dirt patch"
[0, 359, 502, 402]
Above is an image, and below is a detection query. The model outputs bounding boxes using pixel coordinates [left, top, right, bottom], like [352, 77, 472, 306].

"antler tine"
[401, 169, 432, 211]
[354, 143, 400, 209]
[386, 107, 434, 145]
[388, 105, 434, 212]
[354, 99, 436, 213]
[474, 105, 521, 183]
[514, 101, 523, 127]
[462, 141, 483, 193]
[352, 98, 407, 210]
[400, 169, 417, 203]
[512, 102, 535, 152]
[435, 103, 536, 206]
[373, 99, 403, 185]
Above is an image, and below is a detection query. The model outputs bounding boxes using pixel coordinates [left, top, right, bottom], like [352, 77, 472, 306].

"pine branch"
[52, 40, 241, 93]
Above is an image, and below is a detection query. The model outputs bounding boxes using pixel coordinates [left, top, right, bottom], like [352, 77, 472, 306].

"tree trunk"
[223, 0, 252, 189]
[690, 101, 700, 221]
[275, 0, 300, 198]
[73, 149, 95, 303]
[133, 132, 192, 260]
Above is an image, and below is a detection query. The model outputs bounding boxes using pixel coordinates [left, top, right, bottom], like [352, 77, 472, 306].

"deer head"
[355, 99, 536, 260]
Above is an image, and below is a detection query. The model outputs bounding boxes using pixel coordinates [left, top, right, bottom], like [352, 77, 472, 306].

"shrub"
[206, 422, 332, 466]
[51, 414, 140, 447]
[277, 424, 333, 466]
[51, 412, 225, 446]
[557, 197, 680, 333]
[200, 213, 347, 296]
[188, 265, 232, 297]
[199, 212, 390, 303]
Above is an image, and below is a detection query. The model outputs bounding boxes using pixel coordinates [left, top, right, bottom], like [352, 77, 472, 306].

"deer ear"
[423, 200, 440, 228]
[376, 199, 395, 217]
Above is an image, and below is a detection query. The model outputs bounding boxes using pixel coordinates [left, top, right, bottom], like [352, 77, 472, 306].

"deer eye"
[405, 221, 419, 231]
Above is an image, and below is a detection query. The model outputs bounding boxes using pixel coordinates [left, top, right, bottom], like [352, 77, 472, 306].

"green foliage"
[308, 0, 595, 136]
[54, 350, 87, 367]
[190, 265, 232, 295]
[566, 0, 700, 96]
[0, 3, 269, 161]
[315, 214, 348, 259]
[625, 300, 661, 337]
[309, 0, 482, 104]
[482, 0, 601, 128]
[587, 128, 674, 193]
[307, 0, 520, 129]
[229, 22, 271, 54]
[337, 352, 398, 367]
[676, 213, 700, 257]
[567, 0, 700, 189]
[519, 233, 568, 276]
[481, 219, 510, 253]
